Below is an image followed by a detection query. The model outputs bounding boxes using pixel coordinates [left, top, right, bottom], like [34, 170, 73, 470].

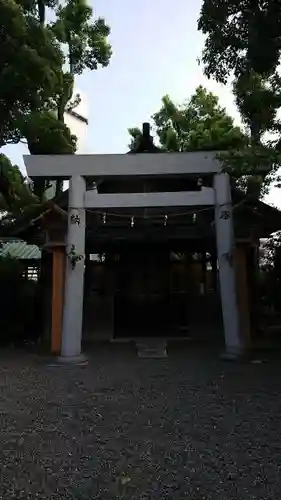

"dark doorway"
[114, 247, 171, 337]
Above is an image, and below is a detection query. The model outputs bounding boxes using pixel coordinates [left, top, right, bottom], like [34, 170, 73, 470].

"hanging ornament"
[130, 216, 135, 227]
[164, 215, 168, 226]
[102, 213, 107, 224]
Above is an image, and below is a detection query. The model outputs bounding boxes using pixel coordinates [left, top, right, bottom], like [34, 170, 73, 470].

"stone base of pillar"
[54, 354, 88, 366]
[220, 345, 246, 361]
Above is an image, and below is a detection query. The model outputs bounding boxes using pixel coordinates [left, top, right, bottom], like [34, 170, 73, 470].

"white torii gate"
[24, 151, 242, 361]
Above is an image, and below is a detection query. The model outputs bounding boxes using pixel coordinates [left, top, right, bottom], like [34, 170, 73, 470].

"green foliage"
[21, 110, 77, 199]
[127, 127, 143, 151]
[221, 74, 281, 192]
[198, 1, 281, 197]
[56, 72, 75, 121]
[127, 86, 281, 195]
[1, 0, 111, 206]
[198, 0, 281, 84]
[15, 0, 58, 22]
[0, 154, 37, 214]
[0, 0, 63, 147]
[233, 72, 281, 195]
[129, 86, 246, 154]
[234, 73, 281, 139]
[153, 87, 246, 152]
[1, 0, 111, 149]
[218, 145, 281, 196]
[24, 0, 111, 168]
[23, 111, 77, 155]
[52, 0, 112, 74]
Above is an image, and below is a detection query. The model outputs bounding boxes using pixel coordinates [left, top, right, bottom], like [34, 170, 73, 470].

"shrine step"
[136, 339, 167, 358]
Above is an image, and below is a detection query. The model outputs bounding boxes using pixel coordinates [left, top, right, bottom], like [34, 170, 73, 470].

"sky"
[1, 0, 279, 206]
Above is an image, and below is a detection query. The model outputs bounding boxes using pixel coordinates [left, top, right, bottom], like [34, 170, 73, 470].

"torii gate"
[24, 151, 242, 361]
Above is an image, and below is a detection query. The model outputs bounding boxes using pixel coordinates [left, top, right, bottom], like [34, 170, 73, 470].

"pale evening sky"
[1, 0, 279, 206]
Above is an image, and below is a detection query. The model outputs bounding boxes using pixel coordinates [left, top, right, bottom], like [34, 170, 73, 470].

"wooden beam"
[23, 151, 222, 178]
[51, 248, 65, 354]
[234, 244, 251, 348]
[84, 188, 215, 209]
[86, 226, 213, 242]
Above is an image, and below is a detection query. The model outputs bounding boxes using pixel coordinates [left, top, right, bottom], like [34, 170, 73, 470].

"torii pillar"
[214, 173, 243, 358]
[59, 175, 86, 362]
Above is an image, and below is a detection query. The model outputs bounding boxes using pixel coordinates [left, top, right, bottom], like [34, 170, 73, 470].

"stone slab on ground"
[136, 339, 167, 358]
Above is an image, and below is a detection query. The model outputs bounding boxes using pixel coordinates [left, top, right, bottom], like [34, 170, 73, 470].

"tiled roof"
[0, 241, 41, 260]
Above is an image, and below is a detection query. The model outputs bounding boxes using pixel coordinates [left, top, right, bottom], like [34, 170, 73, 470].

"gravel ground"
[0, 343, 281, 499]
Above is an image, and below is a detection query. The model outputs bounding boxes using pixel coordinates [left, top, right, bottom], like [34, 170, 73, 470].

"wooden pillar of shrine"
[234, 243, 252, 349]
[42, 205, 68, 355]
[51, 246, 66, 354]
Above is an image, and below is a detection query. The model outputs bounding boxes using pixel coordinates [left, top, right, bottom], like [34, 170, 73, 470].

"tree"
[17, 0, 59, 25]
[0, 154, 36, 214]
[15, 0, 111, 147]
[12, 0, 111, 199]
[129, 86, 246, 154]
[198, 0, 281, 84]
[198, 0, 281, 197]
[52, 0, 111, 75]
[50, 0, 111, 125]
[21, 111, 77, 198]
[0, 0, 63, 148]
[0, 0, 111, 232]
[224, 72, 281, 196]
[23, 111, 77, 156]
[2, 0, 111, 154]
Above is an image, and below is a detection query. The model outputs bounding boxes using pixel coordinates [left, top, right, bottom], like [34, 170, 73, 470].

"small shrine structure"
[21, 124, 281, 360]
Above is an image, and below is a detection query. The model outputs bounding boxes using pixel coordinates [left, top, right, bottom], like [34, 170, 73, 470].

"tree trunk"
[246, 120, 262, 198]
[37, 0, 45, 25]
